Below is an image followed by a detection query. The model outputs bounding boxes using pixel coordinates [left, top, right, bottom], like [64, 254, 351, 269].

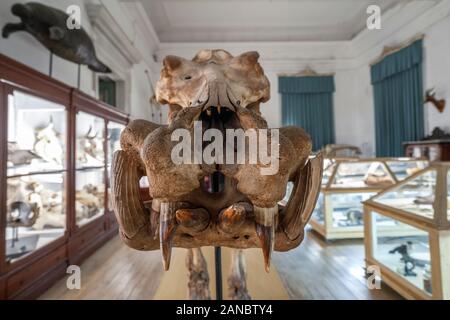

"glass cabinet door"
[322, 159, 336, 186]
[331, 161, 394, 188]
[330, 192, 375, 227]
[107, 122, 125, 166]
[6, 173, 66, 263]
[75, 169, 105, 227]
[311, 193, 325, 224]
[76, 112, 105, 169]
[106, 121, 126, 211]
[7, 90, 66, 175]
[5, 90, 67, 263]
[386, 160, 428, 182]
[75, 112, 106, 227]
[374, 169, 436, 219]
[371, 212, 432, 295]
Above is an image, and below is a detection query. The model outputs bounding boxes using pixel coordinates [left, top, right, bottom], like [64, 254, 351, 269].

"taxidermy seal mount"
[2, 2, 111, 73]
[111, 49, 323, 273]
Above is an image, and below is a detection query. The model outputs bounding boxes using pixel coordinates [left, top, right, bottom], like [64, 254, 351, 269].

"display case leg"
[215, 246, 223, 300]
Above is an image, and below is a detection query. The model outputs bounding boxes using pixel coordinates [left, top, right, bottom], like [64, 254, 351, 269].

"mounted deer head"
[425, 88, 446, 113]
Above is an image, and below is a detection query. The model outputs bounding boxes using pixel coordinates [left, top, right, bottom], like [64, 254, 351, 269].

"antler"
[425, 88, 446, 113]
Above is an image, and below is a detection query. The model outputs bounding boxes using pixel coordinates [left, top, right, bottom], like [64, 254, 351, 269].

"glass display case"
[364, 163, 450, 300]
[75, 112, 106, 227]
[71, 91, 128, 237]
[0, 53, 129, 299]
[75, 169, 105, 227]
[308, 157, 428, 240]
[5, 90, 67, 263]
[76, 112, 105, 168]
[106, 121, 126, 212]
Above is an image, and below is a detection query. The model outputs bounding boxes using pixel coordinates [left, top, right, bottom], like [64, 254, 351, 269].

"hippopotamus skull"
[111, 49, 323, 272]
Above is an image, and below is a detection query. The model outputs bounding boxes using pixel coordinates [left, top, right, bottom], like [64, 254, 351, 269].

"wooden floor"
[273, 229, 402, 300]
[153, 247, 289, 300]
[40, 236, 165, 300]
[40, 229, 402, 300]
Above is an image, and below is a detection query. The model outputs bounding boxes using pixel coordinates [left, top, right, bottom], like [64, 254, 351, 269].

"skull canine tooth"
[254, 206, 277, 273]
[159, 202, 178, 271]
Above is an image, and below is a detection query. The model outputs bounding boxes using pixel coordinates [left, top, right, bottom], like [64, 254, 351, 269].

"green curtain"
[279, 76, 335, 151]
[371, 39, 424, 157]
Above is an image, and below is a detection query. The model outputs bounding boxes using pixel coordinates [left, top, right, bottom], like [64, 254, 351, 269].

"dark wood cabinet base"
[4, 226, 118, 300]
[404, 140, 450, 161]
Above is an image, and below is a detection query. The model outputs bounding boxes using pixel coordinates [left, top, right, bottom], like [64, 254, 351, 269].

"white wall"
[423, 16, 450, 134]
[344, 9, 450, 156]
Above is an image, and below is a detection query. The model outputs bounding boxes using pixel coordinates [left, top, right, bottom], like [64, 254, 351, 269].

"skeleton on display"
[34, 117, 63, 165]
[75, 183, 104, 222]
[111, 50, 323, 299]
[77, 126, 104, 164]
[7, 142, 41, 166]
[7, 179, 65, 230]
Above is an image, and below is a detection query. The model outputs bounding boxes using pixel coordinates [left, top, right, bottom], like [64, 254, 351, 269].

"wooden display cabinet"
[303, 157, 428, 240]
[364, 163, 450, 299]
[404, 140, 450, 161]
[0, 53, 128, 299]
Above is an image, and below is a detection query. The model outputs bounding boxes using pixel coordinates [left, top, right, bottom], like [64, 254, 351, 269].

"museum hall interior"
[0, 0, 449, 301]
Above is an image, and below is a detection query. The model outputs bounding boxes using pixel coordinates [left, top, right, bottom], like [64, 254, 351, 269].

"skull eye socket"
[184, 75, 192, 80]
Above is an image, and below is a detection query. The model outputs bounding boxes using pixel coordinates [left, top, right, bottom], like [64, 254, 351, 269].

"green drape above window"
[279, 76, 335, 151]
[371, 39, 424, 157]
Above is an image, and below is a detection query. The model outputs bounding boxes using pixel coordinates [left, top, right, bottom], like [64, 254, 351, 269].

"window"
[99, 77, 117, 107]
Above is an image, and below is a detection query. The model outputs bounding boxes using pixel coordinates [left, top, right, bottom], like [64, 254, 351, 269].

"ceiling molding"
[155, 0, 449, 74]
[351, 0, 450, 67]
[143, 0, 404, 43]
[156, 41, 353, 63]
[86, 3, 142, 66]
[122, 2, 160, 51]
[122, 1, 161, 73]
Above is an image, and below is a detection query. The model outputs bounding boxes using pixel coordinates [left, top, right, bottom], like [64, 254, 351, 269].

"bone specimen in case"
[7, 142, 41, 166]
[8, 201, 39, 227]
[76, 184, 104, 221]
[77, 126, 104, 164]
[7, 179, 65, 230]
[34, 118, 63, 165]
[364, 173, 394, 187]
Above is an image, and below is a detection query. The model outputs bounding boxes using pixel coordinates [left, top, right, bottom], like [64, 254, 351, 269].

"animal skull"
[34, 118, 63, 165]
[77, 126, 103, 164]
[111, 50, 323, 272]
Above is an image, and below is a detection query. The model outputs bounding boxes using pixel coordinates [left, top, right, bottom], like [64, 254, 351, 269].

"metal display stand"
[214, 246, 223, 300]
[211, 172, 224, 300]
